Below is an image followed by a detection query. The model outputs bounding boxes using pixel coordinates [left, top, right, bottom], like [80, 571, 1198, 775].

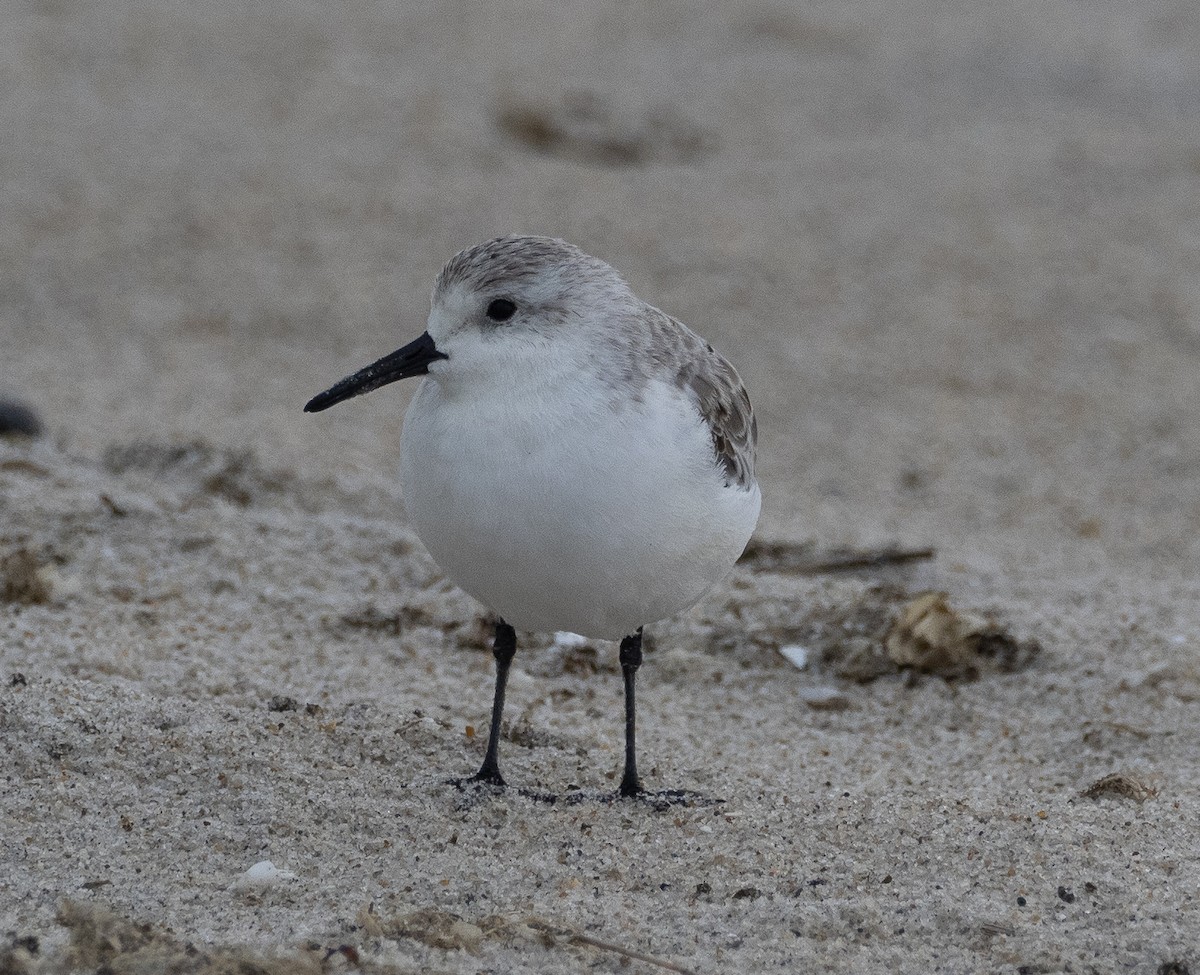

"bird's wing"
[648, 311, 757, 491]
[678, 344, 758, 490]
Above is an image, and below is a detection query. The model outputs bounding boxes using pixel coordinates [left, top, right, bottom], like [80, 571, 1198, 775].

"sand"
[2, 0, 1199, 971]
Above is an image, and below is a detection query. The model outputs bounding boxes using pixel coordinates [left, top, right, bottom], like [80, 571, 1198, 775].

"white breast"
[399, 372, 760, 641]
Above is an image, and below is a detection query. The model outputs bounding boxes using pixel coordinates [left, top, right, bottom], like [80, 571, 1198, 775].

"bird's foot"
[447, 766, 505, 806]
[454, 767, 506, 789]
[447, 772, 558, 806]
[624, 788, 723, 811]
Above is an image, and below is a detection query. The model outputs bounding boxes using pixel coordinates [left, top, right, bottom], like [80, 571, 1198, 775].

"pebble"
[0, 399, 43, 438]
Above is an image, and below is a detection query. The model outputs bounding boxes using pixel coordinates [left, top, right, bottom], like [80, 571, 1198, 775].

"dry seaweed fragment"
[740, 538, 935, 575]
[524, 917, 700, 975]
[328, 604, 433, 638]
[884, 591, 1040, 679]
[360, 905, 695, 974]
[797, 587, 1039, 683]
[379, 908, 485, 953]
[0, 548, 54, 605]
[1080, 772, 1158, 803]
[102, 440, 293, 506]
[0, 934, 39, 975]
[54, 901, 329, 974]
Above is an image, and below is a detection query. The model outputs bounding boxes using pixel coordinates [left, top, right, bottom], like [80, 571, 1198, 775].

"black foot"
[619, 774, 643, 799]
[623, 788, 722, 811]
[447, 775, 558, 806]
[448, 768, 506, 789]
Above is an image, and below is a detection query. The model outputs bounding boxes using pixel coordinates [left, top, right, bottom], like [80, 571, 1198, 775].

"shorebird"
[306, 235, 759, 799]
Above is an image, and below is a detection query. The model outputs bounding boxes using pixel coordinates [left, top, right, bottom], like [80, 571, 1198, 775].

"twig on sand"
[526, 917, 699, 975]
[740, 539, 935, 575]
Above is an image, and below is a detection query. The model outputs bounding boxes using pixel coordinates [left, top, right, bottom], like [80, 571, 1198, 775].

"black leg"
[469, 619, 516, 786]
[618, 627, 644, 797]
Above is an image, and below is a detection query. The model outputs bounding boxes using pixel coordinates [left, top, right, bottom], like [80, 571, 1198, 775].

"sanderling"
[306, 235, 760, 799]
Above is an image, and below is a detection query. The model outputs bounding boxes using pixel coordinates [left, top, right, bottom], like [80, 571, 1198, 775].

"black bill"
[304, 331, 447, 413]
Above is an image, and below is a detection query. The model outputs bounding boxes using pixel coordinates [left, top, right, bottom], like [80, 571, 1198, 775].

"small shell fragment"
[797, 686, 852, 711]
[233, 860, 297, 890]
[778, 644, 810, 669]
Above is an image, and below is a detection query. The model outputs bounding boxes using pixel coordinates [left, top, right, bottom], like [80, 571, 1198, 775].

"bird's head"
[304, 235, 632, 413]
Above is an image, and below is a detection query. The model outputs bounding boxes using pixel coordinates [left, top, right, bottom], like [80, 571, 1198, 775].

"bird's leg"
[469, 619, 517, 786]
[618, 626, 645, 797]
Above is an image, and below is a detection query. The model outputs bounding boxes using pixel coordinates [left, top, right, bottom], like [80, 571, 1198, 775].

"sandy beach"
[2, 0, 1199, 971]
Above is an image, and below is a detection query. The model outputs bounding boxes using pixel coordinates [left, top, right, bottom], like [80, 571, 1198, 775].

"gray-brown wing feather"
[643, 311, 757, 490]
[679, 349, 758, 490]
[601, 305, 758, 489]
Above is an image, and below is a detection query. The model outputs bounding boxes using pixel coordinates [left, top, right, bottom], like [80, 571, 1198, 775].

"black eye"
[486, 298, 516, 322]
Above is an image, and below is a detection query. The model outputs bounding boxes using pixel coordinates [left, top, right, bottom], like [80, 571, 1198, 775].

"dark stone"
[0, 400, 42, 438]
